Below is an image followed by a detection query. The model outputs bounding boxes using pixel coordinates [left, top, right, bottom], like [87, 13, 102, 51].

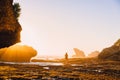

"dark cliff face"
[98, 39, 120, 61]
[0, 0, 22, 48]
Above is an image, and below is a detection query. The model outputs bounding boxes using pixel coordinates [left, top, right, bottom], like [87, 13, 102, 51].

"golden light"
[0, 43, 37, 62]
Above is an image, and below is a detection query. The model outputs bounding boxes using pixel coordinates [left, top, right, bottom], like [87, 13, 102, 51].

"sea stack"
[0, 0, 22, 48]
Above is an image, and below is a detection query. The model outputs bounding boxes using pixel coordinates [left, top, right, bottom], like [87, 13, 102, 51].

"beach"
[0, 59, 120, 80]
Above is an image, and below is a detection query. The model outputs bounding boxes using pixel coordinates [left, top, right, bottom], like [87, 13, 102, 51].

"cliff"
[98, 39, 120, 61]
[0, 0, 22, 48]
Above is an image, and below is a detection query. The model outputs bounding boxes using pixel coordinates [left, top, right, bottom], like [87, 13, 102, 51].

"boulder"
[0, 43, 37, 62]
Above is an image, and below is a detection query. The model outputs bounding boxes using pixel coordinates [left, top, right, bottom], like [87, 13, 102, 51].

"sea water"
[0, 61, 63, 66]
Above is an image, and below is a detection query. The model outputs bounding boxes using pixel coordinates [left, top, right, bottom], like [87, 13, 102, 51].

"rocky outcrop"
[0, 0, 22, 48]
[88, 51, 99, 58]
[98, 39, 120, 61]
[0, 0, 37, 62]
[72, 48, 85, 58]
[0, 43, 37, 62]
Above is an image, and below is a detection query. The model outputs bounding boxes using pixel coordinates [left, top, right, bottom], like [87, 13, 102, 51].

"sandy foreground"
[0, 61, 120, 80]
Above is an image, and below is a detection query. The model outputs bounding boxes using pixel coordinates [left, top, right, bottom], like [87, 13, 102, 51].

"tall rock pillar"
[0, 0, 22, 48]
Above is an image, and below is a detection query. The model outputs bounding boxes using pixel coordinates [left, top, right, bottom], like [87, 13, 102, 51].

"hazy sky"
[14, 0, 120, 57]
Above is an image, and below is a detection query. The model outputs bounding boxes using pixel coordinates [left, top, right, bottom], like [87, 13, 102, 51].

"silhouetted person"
[65, 53, 68, 61]
[64, 52, 70, 66]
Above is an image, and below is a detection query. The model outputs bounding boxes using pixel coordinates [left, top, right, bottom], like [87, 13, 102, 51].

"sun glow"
[0, 43, 37, 62]
[20, 28, 40, 56]
[16, 42, 25, 46]
[18, 0, 120, 57]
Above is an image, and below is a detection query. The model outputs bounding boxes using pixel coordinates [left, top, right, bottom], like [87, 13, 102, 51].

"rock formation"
[88, 51, 99, 58]
[72, 48, 85, 58]
[98, 39, 120, 61]
[0, 0, 37, 62]
[0, 43, 37, 62]
[0, 0, 22, 48]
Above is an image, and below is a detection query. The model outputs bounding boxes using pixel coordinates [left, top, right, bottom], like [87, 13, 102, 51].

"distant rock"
[88, 51, 100, 58]
[98, 39, 120, 61]
[72, 48, 85, 58]
[0, 43, 37, 62]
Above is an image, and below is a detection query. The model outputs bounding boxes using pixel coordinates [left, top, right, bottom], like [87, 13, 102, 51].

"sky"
[14, 0, 120, 57]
